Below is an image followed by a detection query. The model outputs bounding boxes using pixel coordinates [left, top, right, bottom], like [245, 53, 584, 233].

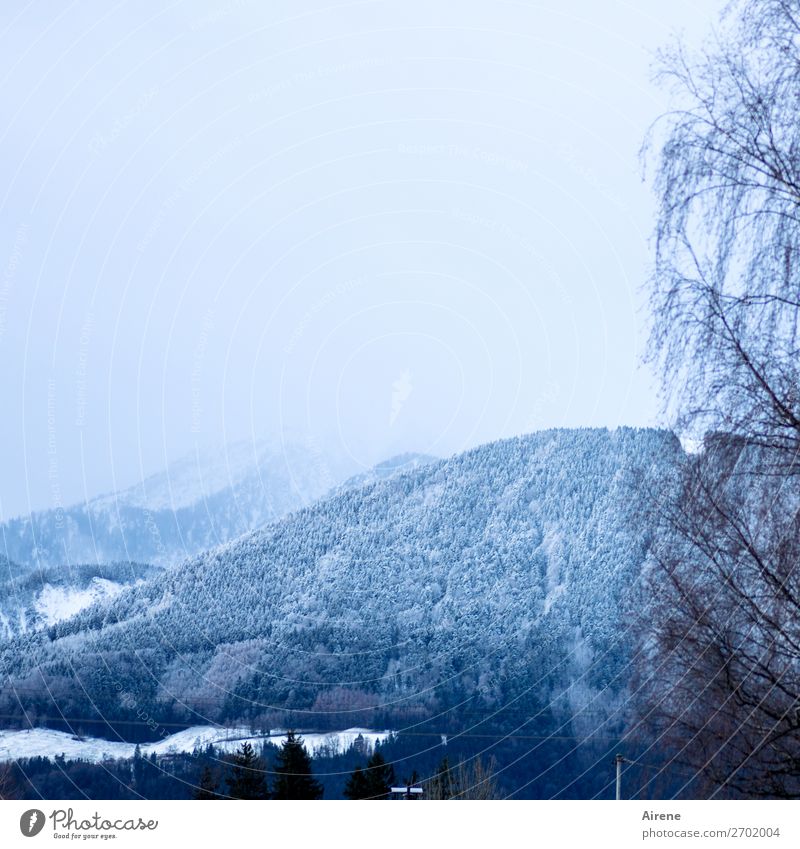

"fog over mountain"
[0, 1, 723, 524]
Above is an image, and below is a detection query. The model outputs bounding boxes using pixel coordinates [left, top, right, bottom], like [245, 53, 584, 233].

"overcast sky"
[0, 0, 722, 518]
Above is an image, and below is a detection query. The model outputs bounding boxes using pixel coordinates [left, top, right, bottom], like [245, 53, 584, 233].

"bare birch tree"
[639, 0, 800, 798]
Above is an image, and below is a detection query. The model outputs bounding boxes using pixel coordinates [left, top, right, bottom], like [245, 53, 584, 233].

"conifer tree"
[194, 765, 221, 800]
[272, 731, 323, 799]
[131, 744, 145, 791]
[343, 765, 369, 800]
[362, 750, 395, 799]
[224, 741, 269, 799]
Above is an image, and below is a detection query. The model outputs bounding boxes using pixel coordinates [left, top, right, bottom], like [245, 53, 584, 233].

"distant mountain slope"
[0, 439, 354, 571]
[0, 428, 681, 741]
[0, 444, 438, 574]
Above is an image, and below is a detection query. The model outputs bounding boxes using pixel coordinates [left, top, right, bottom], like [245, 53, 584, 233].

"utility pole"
[615, 754, 625, 800]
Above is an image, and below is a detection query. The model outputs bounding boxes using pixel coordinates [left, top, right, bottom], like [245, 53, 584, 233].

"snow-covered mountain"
[0, 438, 355, 571]
[0, 428, 681, 742]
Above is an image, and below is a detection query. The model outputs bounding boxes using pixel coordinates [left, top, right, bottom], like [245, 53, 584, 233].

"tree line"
[194, 733, 500, 800]
[195, 732, 323, 800]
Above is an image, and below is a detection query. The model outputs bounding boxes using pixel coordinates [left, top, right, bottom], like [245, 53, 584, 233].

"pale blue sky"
[0, 0, 721, 517]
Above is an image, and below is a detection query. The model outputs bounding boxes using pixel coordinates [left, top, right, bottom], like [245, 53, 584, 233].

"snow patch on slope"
[34, 578, 129, 626]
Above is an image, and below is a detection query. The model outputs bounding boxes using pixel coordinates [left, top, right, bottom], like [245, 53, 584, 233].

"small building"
[390, 784, 424, 799]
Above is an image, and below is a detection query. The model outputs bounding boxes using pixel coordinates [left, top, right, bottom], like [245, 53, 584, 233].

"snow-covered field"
[0, 726, 392, 763]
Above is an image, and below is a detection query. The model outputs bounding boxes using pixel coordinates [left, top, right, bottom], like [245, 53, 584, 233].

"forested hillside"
[0, 428, 680, 745]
